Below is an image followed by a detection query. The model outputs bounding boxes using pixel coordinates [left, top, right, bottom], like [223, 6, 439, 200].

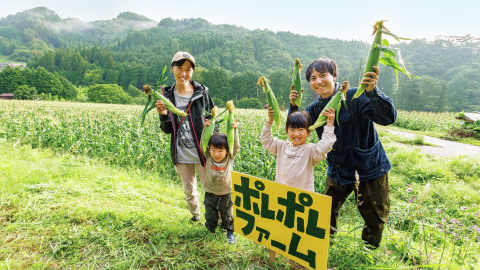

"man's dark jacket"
[289, 82, 396, 185]
[159, 80, 215, 167]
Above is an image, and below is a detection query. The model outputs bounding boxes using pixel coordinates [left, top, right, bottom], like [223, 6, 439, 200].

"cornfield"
[0, 100, 328, 190]
[392, 110, 460, 132]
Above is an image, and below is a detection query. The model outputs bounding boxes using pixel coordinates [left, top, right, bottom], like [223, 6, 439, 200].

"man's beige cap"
[171, 51, 196, 67]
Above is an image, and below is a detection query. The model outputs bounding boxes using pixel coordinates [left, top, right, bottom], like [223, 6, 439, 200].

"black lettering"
[288, 233, 316, 269]
[234, 176, 259, 211]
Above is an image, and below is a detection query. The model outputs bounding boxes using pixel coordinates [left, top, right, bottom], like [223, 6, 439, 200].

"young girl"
[260, 107, 336, 192]
[201, 119, 240, 244]
[156, 51, 215, 222]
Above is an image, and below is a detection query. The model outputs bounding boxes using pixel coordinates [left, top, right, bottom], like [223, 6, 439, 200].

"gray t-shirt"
[174, 90, 201, 164]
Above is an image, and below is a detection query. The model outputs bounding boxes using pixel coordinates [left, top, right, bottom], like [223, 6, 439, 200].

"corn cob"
[353, 20, 416, 99]
[257, 76, 281, 129]
[309, 81, 349, 130]
[201, 107, 218, 153]
[292, 58, 303, 107]
[140, 66, 187, 126]
[226, 101, 235, 154]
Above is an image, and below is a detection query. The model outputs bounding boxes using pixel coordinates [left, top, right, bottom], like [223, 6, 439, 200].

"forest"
[1, 7, 479, 112]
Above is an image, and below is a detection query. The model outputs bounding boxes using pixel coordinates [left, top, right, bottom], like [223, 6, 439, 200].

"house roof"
[0, 93, 14, 96]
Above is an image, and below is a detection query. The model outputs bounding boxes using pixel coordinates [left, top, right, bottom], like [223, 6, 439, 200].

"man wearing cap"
[156, 52, 216, 222]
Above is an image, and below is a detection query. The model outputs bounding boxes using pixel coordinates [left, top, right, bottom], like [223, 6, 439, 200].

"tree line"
[1, 8, 479, 112]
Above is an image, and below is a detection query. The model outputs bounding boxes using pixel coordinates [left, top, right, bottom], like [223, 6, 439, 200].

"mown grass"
[0, 139, 274, 269]
[388, 110, 480, 146]
[0, 55, 27, 66]
[1, 100, 479, 269]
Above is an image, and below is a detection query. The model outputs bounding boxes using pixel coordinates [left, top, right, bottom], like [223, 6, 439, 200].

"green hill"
[2, 7, 480, 111]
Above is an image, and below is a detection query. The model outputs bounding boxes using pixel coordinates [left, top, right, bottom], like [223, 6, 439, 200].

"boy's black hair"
[285, 111, 312, 132]
[209, 132, 229, 152]
[171, 59, 195, 71]
[305, 57, 337, 81]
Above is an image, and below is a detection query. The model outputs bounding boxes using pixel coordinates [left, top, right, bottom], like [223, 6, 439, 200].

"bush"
[13, 85, 36, 100]
[126, 84, 143, 98]
[212, 97, 225, 107]
[235, 97, 263, 109]
[88, 84, 132, 104]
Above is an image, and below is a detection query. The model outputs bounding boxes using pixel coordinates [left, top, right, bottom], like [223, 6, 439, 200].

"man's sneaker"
[227, 232, 235, 244]
[191, 216, 201, 222]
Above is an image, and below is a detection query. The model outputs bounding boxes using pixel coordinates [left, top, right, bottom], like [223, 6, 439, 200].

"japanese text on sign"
[232, 171, 332, 270]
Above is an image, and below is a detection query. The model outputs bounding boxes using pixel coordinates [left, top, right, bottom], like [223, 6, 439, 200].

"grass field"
[1, 100, 479, 269]
[389, 111, 480, 146]
[0, 54, 27, 66]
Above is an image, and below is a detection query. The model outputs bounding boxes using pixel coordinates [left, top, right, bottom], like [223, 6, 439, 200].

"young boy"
[260, 107, 336, 192]
[201, 119, 240, 244]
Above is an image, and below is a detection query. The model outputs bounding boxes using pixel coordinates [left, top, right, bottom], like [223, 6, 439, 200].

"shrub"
[212, 97, 225, 107]
[235, 97, 263, 109]
[87, 84, 132, 104]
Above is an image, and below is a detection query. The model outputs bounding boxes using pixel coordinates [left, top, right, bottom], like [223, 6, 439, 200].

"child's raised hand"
[321, 107, 336, 126]
[205, 119, 211, 126]
[267, 106, 274, 125]
[232, 119, 238, 130]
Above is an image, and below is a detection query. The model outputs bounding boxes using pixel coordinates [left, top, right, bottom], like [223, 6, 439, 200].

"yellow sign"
[232, 171, 332, 270]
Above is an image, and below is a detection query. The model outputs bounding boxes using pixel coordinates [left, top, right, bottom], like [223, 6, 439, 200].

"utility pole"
[357, 65, 363, 85]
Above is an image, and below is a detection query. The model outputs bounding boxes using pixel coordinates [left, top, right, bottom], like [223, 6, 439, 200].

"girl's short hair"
[171, 59, 196, 71]
[305, 57, 337, 81]
[209, 132, 229, 152]
[286, 111, 312, 132]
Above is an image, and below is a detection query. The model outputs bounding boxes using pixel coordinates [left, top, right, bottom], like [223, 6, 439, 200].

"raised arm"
[357, 66, 397, 125]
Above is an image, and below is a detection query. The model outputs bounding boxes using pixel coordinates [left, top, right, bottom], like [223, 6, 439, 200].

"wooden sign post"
[232, 171, 332, 270]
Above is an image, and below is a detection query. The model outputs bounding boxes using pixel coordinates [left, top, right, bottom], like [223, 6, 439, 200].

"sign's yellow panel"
[232, 171, 332, 270]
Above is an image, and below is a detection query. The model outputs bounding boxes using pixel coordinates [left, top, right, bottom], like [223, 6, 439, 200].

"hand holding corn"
[321, 107, 336, 126]
[155, 100, 168, 115]
[266, 106, 275, 125]
[361, 66, 380, 92]
[289, 85, 304, 106]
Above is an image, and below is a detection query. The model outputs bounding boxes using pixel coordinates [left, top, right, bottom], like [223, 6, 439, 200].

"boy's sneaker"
[227, 232, 235, 244]
[191, 216, 201, 222]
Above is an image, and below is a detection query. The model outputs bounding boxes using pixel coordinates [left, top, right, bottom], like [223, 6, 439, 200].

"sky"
[1, 0, 479, 44]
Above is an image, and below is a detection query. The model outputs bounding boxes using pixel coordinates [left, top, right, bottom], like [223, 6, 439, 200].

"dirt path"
[377, 127, 480, 156]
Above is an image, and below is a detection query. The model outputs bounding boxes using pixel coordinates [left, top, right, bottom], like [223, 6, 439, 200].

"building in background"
[0, 93, 14, 100]
[0, 63, 26, 70]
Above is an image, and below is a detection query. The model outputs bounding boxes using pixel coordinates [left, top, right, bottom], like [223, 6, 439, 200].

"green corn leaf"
[141, 95, 152, 116]
[216, 117, 227, 125]
[217, 108, 228, 118]
[202, 109, 212, 117]
[380, 30, 412, 42]
[160, 65, 167, 80]
[377, 45, 402, 61]
[379, 56, 411, 80]
[382, 38, 389, 46]
[141, 102, 157, 126]
[394, 69, 399, 84]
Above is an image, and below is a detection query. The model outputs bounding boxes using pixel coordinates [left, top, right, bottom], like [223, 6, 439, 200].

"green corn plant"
[201, 107, 218, 153]
[309, 81, 349, 130]
[257, 76, 281, 129]
[352, 20, 418, 100]
[291, 58, 303, 107]
[140, 66, 187, 126]
[226, 100, 235, 154]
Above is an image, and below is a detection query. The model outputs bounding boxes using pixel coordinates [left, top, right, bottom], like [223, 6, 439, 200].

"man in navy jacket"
[288, 57, 396, 248]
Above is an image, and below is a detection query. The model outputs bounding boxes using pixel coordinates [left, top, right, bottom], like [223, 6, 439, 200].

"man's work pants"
[325, 173, 390, 248]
